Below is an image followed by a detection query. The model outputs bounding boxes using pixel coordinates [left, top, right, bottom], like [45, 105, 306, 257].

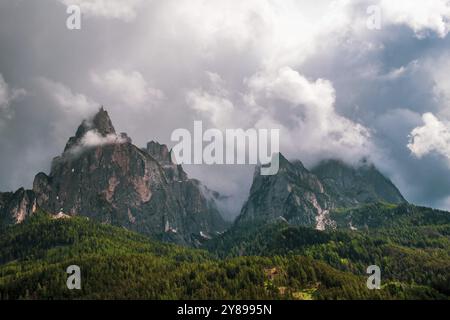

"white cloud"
[187, 90, 234, 129]
[37, 77, 100, 147]
[91, 69, 164, 108]
[246, 67, 336, 114]
[150, 0, 450, 77]
[408, 113, 450, 162]
[187, 67, 372, 165]
[156, 0, 355, 72]
[38, 77, 97, 115]
[246, 67, 372, 164]
[80, 130, 126, 147]
[59, 0, 144, 21]
[68, 129, 127, 155]
[0, 73, 26, 120]
[379, 0, 450, 38]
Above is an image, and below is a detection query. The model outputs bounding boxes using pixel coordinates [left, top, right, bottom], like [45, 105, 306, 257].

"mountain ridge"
[0, 108, 438, 245]
[235, 153, 407, 231]
[1, 107, 227, 245]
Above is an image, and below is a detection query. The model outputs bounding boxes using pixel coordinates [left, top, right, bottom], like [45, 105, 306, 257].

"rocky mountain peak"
[87, 107, 116, 136]
[311, 158, 406, 206]
[65, 107, 117, 152]
[238, 153, 331, 228]
[146, 141, 172, 164]
[21, 107, 226, 245]
[254, 153, 307, 178]
[74, 107, 116, 139]
[236, 154, 407, 231]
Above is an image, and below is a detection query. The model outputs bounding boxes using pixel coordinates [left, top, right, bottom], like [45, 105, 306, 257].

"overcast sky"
[1, 0, 450, 218]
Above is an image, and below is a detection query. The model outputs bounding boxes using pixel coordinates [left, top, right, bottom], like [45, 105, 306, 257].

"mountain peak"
[312, 158, 406, 206]
[94, 107, 115, 134]
[237, 155, 408, 230]
[65, 107, 116, 152]
[23, 106, 226, 245]
[80, 107, 116, 137]
[254, 153, 305, 176]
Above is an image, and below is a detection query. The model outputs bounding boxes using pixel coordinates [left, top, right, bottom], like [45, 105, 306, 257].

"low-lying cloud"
[68, 130, 128, 156]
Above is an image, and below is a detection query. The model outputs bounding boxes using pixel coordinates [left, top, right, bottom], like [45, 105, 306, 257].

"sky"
[1, 0, 450, 218]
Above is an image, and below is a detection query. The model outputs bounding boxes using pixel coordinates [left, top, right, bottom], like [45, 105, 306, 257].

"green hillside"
[1, 210, 445, 300]
[206, 203, 450, 298]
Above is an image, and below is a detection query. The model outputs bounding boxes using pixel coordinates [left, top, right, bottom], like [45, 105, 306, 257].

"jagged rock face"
[146, 141, 172, 164]
[144, 141, 187, 182]
[236, 154, 335, 230]
[311, 159, 406, 207]
[0, 189, 37, 227]
[143, 141, 226, 241]
[30, 109, 226, 245]
[236, 154, 407, 230]
[64, 107, 117, 152]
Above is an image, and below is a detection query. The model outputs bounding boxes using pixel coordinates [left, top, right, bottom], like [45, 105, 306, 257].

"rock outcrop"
[0, 188, 38, 227]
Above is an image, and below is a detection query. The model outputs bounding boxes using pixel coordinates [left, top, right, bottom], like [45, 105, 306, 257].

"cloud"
[153, 0, 359, 73]
[188, 67, 372, 166]
[378, 60, 419, 81]
[36, 77, 101, 149]
[68, 129, 127, 155]
[379, 0, 450, 38]
[186, 72, 235, 128]
[246, 67, 336, 113]
[0, 73, 26, 121]
[422, 53, 450, 120]
[58, 0, 144, 21]
[91, 69, 164, 108]
[408, 112, 450, 162]
[38, 77, 97, 115]
[187, 91, 234, 129]
[247, 67, 372, 164]
[80, 130, 126, 147]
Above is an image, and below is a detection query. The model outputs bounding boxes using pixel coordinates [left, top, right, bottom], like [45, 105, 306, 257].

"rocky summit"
[311, 159, 406, 207]
[235, 153, 407, 230]
[0, 107, 226, 245]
